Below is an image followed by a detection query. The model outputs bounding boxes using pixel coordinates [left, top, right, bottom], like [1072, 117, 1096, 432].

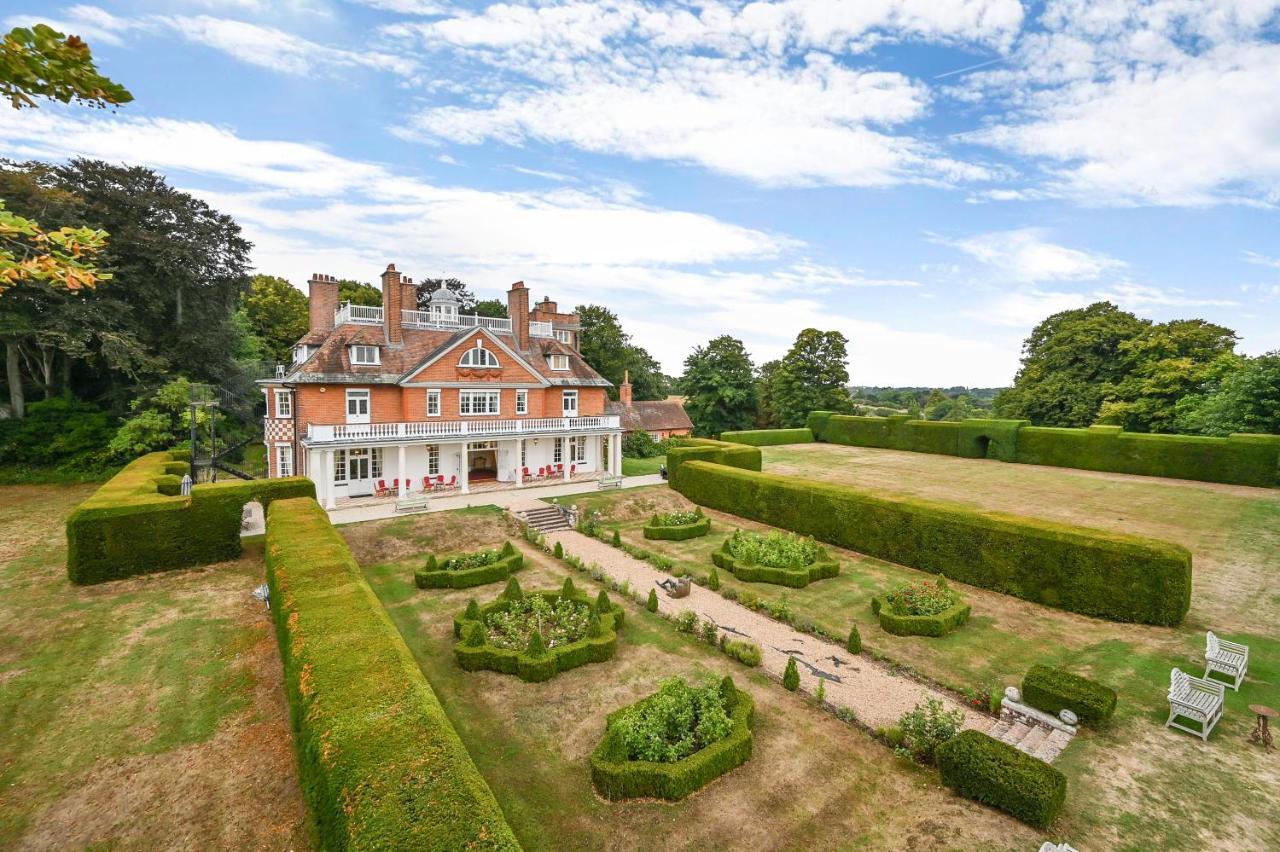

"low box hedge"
[937, 729, 1067, 828]
[415, 541, 524, 589]
[453, 589, 624, 682]
[265, 497, 517, 850]
[673, 460, 1192, 625]
[711, 541, 839, 588]
[66, 450, 315, 584]
[1021, 664, 1117, 725]
[870, 594, 971, 637]
[643, 515, 711, 541]
[718, 428, 813, 446]
[591, 680, 755, 801]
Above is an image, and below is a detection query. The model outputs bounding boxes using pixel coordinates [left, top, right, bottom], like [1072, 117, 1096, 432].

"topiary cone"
[646, 589, 658, 612]
[526, 630, 548, 657]
[503, 576, 523, 600]
[783, 657, 800, 691]
[846, 624, 861, 654]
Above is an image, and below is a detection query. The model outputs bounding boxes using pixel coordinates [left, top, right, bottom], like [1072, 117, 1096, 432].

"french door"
[346, 447, 373, 496]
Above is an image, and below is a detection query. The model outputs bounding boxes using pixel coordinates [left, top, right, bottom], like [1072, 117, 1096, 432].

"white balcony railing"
[334, 302, 384, 326]
[401, 311, 514, 333]
[306, 415, 620, 444]
[529, 320, 554, 338]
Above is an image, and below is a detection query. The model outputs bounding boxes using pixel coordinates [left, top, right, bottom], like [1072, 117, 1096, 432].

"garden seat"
[1166, 667, 1224, 741]
[1205, 631, 1249, 690]
[598, 475, 623, 490]
[1038, 844, 1079, 852]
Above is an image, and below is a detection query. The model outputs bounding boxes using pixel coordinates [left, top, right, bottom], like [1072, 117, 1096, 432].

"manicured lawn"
[622, 454, 665, 476]
[350, 509, 1040, 851]
[569, 446, 1280, 852]
[0, 485, 309, 849]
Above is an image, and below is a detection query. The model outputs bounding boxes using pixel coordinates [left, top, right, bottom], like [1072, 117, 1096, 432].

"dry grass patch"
[340, 504, 515, 565]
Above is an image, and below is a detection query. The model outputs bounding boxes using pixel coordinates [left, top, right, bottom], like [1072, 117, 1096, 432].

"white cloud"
[977, 281, 1241, 328]
[936, 228, 1126, 282]
[1244, 250, 1280, 270]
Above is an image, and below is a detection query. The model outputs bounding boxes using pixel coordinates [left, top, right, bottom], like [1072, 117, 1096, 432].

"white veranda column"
[398, 445, 407, 496]
[515, 438, 524, 485]
[460, 446, 470, 494]
[323, 449, 336, 510]
[564, 437, 572, 479]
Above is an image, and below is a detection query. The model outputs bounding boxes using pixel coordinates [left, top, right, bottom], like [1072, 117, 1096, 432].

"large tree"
[771, 329, 853, 427]
[755, 359, 782, 428]
[416, 277, 476, 311]
[1175, 352, 1280, 436]
[241, 274, 308, 363]
[575, 304, 666, 400]
[994, 302, 1149, 427]
[337, 279, 381, 307]
[681, 335, 757, 437]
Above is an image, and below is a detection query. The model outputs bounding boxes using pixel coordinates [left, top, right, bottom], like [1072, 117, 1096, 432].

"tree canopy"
[241, 275, 308, 363]
[1175, 352, 1280, 436]
[338, 279, 381, 307]
[575, 304, 666, 400]
[767, 328, 854, 427]
[681, 335, 757, 437]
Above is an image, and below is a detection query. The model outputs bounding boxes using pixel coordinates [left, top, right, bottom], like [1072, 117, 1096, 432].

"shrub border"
[590, 680, 755, 801]
[643, 515, 712, 541]
[870, 594, 971, 637]
[718, 428, 813, 447]
[1021, 664, 1117, 725]
[453, 589, 624, 682]
[415, 541, 524, 589]
[711, 539, 840, 588]
[936, 729, 1067, 829]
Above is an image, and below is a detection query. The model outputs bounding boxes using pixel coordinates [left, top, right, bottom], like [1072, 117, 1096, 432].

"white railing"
[401, 310, 514, 333]
[334, 302, 384, 326]
[306, 415, 619, 444]
[530, 320, 554, 338]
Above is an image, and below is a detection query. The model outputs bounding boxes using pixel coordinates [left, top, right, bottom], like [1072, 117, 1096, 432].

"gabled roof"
[605, 399, 694, 433]
[400, 327, 548, 386]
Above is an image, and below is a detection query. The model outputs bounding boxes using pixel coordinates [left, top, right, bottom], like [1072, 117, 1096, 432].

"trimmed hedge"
[718, 428, 813, 446]
[711, 539, 839, 588]
[66, 450, 315, 584]
[643, 515, 711, 540]
[1021, 664, 1117, 725]
[673, 461, 1192, 625]
[806, 413, 1280, 487]
[415, 541, 524, 589]
[871, 594, 971, 637]
[265, 497, 517, 850]
[666, 438, 761, 488]
[937, 730, 1067, 828]
[591, 680, 755, 801]
[453, 589, 624, 682]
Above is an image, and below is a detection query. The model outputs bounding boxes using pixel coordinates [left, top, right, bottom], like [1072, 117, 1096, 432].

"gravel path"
[543, 529, 989, 732]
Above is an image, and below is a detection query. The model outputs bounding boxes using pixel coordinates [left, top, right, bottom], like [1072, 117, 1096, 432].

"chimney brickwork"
[508, 281, 530, 350]
[307, 273, 339, 333]
[381, 263, 404, 345]
[620, 369, 633, 408]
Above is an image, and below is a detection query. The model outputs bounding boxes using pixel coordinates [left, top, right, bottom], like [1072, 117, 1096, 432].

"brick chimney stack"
[307, 273, 339, 333]
[620, 369, 633, 408]
[382, 263, 404, 345]
[508, 281, 530, 350]
[401, 276, 419, 315]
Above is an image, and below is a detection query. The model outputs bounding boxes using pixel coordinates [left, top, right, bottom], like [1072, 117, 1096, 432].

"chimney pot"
[308, 273, 339, 333]
[381, 263, 404, 344]
[507, 281, 530, 350]
[620, 369, 633, 408]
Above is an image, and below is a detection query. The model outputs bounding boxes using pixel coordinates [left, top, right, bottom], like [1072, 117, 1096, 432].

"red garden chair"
[374, 479, 387, 496]
[447, 474, 457, 489]
[570, 464, 577, 477]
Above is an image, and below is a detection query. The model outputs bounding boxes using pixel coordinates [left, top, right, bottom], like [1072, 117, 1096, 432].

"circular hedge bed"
[453, 577, 624, 682]
[643, 508, 711, 541]
[415, 540, 523, 589]
[591, 675, 754, 801]
[871, 578, 970, 637]
[711, 529, 839, 588]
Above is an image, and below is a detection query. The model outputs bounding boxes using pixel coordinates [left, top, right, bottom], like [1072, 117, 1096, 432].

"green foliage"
[241, 274, 308, 363]
[525, 629, 548, 657]
[464, 598, 480, 620]
[815, 677, 826, 704]
[415, 544, 523, 589]
[553, 540, 564, 559]
[612, 677, 733, 763]
[611, 528, 621, 547]
[595, 589, 611, 614]
[502, 575, 523, 600]
[936, 730, 1067, 829]
[712, 528, 839, 587]
[719, 428, 813, 446]
[783, 657, 800, 691]
[66, 450, 314, 584]
[265, 497, 517, 850]
[1021, 665, 1118, 725]
[647, 588, 659, 612]
[770, 329, 854, 427]
[1, 23, 132, 110]
[1176, 351, 1280, 436]
[561, 576, 577, 598]
[473, 297, 507, 318]
[846, 624, 861, 654]
[464, 621, 486, 647]
[591, 680, 754, 801]
[576, 304, 667, 401]
[674, 460, 1192, 625]
[707, 566, 720, 590]
[665, 437, 762, 486]
[621, 429, 677, 459]
[337, 279, 381, 306]
[884, 577, 960, 617]
[871, 590, 971, 637]
[643, 511, 711, 541]
[674, 610, 699, 633]
[700, 618, 719, 645]
[680, 335, 758, 437]
[896, 698, 964, 764]
[723, 639, 762, 667]
[0, 397, 115, 471]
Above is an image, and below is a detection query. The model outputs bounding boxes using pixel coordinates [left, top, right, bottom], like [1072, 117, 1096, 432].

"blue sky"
[4, 1, 1279, 386]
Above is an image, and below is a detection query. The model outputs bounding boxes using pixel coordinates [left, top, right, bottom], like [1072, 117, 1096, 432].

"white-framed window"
[346, 389, 370, 423]
[371, 447, 383, 478]
[554, 329, 572, 344]
[292, 344, 315, 364]
[351, 344, 380, 366]
[334, 449, 347, 483]
[274, 389, 292, 418]
[648, 431, 662, 441]
[520, 442, 527, 467]
[427, 444, 440, 475]
[275, 444, 293, 477]
[516, 389, 528, 415]
[459, 340, 500, 368]
[553, 437, 563, 464]
[549, 354, 569, 371]
[562, 389, 578, 417]
[459, 389, 501, 415]
[427, 389, 441, 417]
[568, 436, 587, 463]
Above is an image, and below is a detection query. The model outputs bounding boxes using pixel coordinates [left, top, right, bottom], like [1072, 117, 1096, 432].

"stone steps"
[516, 507, 571, 532]
[986, 712, 1075, 764]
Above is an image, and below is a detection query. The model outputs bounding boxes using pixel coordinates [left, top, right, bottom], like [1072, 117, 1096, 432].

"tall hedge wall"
[937, 730, 1067, 828]
[805, 413, 1280, 487]
[66, 450, 315, 584]
[266, 497, 518, 851]
[718, 428, 813, 446]
[672, 461, 1192, 625]
[666, 437, 761, 487]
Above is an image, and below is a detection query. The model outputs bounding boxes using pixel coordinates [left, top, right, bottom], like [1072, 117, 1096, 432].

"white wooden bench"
[394, 494, 431, 513]
[1039, 843, 1079, 852]
[1205, 631, 1249, 690]
[597, 474, 623, 490]
[1167, 667, 1224, 741]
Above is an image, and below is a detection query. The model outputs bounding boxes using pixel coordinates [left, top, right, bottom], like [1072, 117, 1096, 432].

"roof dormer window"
[459, 340, 500, 369]
[351, 344, 380, 366]
[548, 354, 569, 371]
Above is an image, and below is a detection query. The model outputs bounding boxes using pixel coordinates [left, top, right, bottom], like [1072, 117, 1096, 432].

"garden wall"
[672, 460, 1192, 625]
[65, 450, 315, 584]
[266, 497, 518, 851]
[806, 412, 1280, 487]
[666, 438, 761, 484]
[718, 428, 813, 446]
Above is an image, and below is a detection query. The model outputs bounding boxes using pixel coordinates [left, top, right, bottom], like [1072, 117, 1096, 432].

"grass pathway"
[544, 529, 988, 732]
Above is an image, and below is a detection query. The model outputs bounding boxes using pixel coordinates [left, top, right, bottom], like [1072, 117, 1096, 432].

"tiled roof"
[605, 399, 694, 432]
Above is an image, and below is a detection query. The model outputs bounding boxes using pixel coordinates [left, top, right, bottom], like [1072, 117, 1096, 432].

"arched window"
[459, 341, 500, 368]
